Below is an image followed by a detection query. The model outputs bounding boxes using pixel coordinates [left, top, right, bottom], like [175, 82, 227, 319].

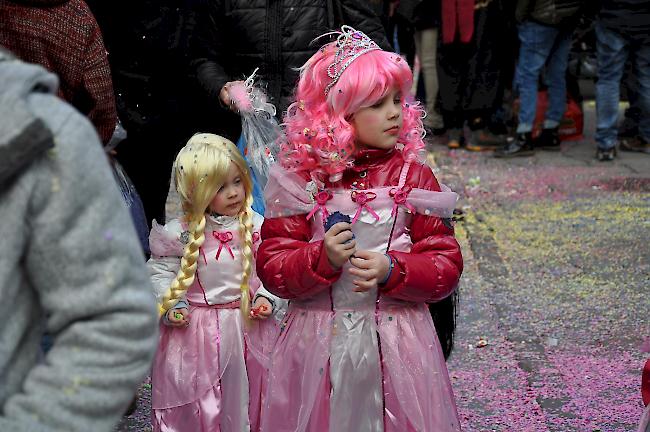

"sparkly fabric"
[264, 163, 458, 220]
[325, 25, 381, 94]
[260, 162, 461, 431]
[149, 212, 284, 431]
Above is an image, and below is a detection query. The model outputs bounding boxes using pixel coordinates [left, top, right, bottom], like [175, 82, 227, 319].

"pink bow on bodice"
[306, 190, 332, 223]
[351, 191, 379, 224]
[389, 185, 415, 216]
[212, 231, 234, 260]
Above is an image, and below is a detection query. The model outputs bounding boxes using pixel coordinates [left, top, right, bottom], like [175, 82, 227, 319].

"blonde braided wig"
[158, 133, 255, 321]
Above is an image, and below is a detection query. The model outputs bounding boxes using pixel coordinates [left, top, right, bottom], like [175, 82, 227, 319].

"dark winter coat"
[190, 0, 391, 121]
[397, 0, 441, 31]
[85, 0, 195, 140]
[515, 0, 584, 26]
[599, 0, 650, 43]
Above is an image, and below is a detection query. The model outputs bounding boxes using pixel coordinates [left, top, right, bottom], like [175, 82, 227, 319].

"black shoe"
[537, 127, 561, 151]
[494, 132, 534, 158]
[466, 129, 507, 151]
[620, 136, 650, 154]
[447, 128, 464, 149]
[596, 146, 617, 161]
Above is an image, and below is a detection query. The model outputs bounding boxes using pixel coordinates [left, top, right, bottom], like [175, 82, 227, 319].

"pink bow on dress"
[351, 191, 379, 224]
[213, 231, 235, 260]
[389, 185, 415, 216]
[306, 190, 332, 223]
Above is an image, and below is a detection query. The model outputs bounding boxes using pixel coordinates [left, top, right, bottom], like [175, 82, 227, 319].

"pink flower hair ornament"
[280, 26, 425, 182]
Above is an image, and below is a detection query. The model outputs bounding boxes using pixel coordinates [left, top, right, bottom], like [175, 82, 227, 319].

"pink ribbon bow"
[390, 185, 415, 216]
[306, 190, 332, 223]
[252, 232, 260, 243]
[351, 191, 379, 224]
[213, 231, 234, 260]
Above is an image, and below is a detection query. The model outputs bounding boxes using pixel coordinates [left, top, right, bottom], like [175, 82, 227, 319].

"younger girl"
[256, 26, 463, 431]
[149, 133, 284, 431]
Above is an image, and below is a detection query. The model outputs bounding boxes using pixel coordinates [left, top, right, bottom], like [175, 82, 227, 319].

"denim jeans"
[515, 21, 573, 133]
[595, 22, 650, 149]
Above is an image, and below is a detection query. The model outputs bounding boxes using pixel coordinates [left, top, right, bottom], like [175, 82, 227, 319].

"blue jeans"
[515, 21, 573, 133]
[595, 23, 650, 149]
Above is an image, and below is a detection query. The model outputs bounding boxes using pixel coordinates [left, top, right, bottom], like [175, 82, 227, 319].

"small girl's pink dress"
[148, 213, 285, 432]
[259, 160, 462, 432]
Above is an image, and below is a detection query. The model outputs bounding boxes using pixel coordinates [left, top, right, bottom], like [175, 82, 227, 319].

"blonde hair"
[158, 133, 255, 321]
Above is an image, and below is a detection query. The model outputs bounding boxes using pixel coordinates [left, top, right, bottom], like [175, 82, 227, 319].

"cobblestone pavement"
[439, 104, 649, 431]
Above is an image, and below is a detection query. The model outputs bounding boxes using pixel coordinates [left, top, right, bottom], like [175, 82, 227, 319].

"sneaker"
[596, 146, 617, 161]
[493, 132, 534, 158]
[466, 129, 506, 151]
[620, 136, 650, 154]
[447, 128, 463, 149]
[537, 127, 561, 151]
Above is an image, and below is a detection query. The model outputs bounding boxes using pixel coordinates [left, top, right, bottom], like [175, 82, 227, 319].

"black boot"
[494, 132, 534, 158]
[537, 127, 561, 151]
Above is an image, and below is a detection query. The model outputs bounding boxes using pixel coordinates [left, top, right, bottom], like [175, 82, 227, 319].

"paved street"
[441, 103, 650, 431]
[117, 104, 649, 432]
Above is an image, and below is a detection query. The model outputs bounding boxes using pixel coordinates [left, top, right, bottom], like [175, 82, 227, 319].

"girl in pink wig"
[257, 26, 463, 431]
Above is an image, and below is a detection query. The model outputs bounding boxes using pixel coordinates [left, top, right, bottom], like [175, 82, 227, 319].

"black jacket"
[599, 0, 650, 43]
[190, 0, 391, 126]
[86, 0, 196, 139]
[516, 0, 584, 25]
[396, 0, 440, 31]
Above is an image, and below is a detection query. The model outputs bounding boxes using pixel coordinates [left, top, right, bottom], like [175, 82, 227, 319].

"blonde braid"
[158, 215, 206, 317]
[238, 197, 255, 321]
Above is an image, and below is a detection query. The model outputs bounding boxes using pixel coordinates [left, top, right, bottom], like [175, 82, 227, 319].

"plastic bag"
[531, 91, 584, 141]
[236, 134, 266, 215]
[514, 91, 584, 142]
[229, 69, 281, 190]
[106, 121, 150, 254]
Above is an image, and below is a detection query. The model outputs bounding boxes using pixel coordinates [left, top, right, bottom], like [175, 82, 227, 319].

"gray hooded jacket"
[0, 49, 158, 431]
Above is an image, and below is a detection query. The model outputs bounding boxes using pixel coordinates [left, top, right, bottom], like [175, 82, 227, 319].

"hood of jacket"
[0, 48, 57, 187]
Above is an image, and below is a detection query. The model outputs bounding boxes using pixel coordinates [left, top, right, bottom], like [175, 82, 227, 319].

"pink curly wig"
[280, 41, 425, 181]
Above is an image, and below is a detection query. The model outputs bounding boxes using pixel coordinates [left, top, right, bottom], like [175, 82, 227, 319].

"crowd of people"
[388, 0, 649, 162]
[0, 0, 648, 431]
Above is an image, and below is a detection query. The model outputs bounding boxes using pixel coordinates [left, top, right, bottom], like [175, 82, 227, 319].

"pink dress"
[148, 213, 285, 432]
[260, 163, 462, 432]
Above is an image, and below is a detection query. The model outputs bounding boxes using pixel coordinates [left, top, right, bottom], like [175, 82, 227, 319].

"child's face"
[350, 88, 403, 151]
[209, 162, 245, 217]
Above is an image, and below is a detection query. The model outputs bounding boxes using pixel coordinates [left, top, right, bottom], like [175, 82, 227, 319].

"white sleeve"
[147, 219, 185, 305]
[148, 256, 181, 305]
[253, 285, 288, 321]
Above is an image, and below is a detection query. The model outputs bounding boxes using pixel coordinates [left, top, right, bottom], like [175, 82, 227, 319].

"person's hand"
[348, 250, 391, 292]
[324, 222, 356, 269]
[250, 296, 273, 320]
[165, 307, 190, 327]
[219, 80, 245, 113]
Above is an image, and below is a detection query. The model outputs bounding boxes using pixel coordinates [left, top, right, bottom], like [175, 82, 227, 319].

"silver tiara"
[324, 25, 381, 95]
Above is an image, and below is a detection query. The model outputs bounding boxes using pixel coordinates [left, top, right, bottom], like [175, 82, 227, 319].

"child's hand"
[349, 250, 391, 292]
[165, 308, 190, 328]
[324, 222, 356, 269]
[250, 296, 273, 320]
